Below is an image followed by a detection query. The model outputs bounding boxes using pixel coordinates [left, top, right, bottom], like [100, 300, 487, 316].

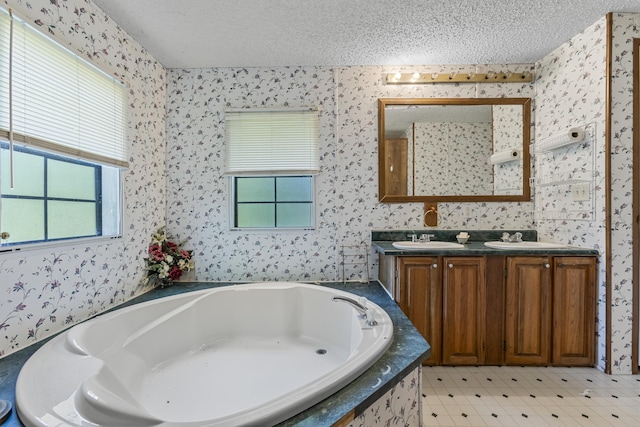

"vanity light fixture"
[385, 71, 534, 84]
[390, 72, 402, 82]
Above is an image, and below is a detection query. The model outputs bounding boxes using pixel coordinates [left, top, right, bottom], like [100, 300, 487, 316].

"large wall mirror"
[378, 97, 531, 202]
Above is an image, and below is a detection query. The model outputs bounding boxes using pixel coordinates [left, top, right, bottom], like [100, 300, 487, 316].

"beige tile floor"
[421, 366, 640, 426]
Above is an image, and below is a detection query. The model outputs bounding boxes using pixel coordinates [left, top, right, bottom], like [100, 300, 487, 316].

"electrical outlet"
[571, 183, 590, 202]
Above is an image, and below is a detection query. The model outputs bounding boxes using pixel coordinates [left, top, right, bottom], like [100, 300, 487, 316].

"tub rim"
[16, 282, 394, 427]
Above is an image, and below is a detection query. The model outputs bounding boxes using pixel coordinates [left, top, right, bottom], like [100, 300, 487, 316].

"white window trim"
[0, 164, 125, 253]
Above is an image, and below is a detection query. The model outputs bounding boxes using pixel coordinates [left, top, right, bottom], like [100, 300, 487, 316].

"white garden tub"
[16, 282, 393, 427]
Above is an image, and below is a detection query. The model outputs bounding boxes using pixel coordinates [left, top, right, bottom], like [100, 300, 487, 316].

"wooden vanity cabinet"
[383, 252, 596, 367]
[504, 256, 596, 367]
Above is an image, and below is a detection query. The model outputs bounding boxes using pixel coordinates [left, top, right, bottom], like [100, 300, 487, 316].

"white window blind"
[0, 9, 128, 168]
[225, 109, 319, 175]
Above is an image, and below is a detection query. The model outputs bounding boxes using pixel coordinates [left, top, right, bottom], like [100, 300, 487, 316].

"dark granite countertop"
[372, 241, 599, 256]
[0, 282, 430, 427]
[371, 229, 598, 256]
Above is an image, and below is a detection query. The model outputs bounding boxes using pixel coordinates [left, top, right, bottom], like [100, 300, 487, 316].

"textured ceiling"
[91, 0, 640, 69]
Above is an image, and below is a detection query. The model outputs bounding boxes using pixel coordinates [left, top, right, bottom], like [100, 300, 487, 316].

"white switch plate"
[571, 183, 590, 202]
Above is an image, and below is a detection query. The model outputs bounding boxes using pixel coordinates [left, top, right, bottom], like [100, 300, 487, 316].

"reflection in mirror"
[378, 98, 530, 203]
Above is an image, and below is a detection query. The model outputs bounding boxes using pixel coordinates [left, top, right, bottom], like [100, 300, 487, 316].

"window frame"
[229, 175, 316, 231]
[0, 142, 105, 246]
[0, 7, 126, 252]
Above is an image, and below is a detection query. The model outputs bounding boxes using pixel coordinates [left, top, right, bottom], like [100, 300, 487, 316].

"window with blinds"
[225, 110, 319, 175]
[0, 8, 126, 248]
[0, 10, 128, 167]
[225, 109, 318, 229]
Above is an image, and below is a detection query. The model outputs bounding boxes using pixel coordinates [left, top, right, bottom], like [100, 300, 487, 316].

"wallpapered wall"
[413, 122, 493, 195]
[609, 13, 640, 374]
[493, 105, 524, 195]
[166, 65, 536, 284]
[534, 13, 640, 374]
[0, 0, 167, 357]
[534, 17, 608, 371]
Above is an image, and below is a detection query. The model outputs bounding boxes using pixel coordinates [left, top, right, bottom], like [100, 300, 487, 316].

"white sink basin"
[392, 241, 465, 250]
[484, 241, 568, 250]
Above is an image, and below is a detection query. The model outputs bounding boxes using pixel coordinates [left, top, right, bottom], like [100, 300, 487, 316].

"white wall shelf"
[530, 169, 595, 188]
[532, 124, 596, 222]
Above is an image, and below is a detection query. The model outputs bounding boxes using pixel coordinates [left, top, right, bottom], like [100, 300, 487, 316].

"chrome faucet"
[419, 233, 435, 242]
[332, 296, 378, 326]
[501, 232, 523, 243]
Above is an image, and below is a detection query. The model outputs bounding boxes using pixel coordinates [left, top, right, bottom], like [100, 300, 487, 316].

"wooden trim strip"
[631, 37, 640, 374]
[605, 13, 613, 375]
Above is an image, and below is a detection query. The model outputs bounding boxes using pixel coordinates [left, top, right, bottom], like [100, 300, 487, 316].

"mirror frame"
[378, 97, 531, 203]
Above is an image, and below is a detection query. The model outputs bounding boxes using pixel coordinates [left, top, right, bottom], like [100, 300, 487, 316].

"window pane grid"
[234, 176, 313, 229]
[0, 143, 102, 245]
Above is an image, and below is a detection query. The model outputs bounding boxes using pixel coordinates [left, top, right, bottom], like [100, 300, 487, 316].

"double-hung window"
[225, 109, 319, 230]
[0, 8, 127, 248]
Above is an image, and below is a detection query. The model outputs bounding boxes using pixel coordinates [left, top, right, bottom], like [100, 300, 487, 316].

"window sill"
[0, 235, 123, 257]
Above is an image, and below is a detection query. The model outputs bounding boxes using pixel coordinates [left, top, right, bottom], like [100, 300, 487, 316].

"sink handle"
[419, 233, 435, 242]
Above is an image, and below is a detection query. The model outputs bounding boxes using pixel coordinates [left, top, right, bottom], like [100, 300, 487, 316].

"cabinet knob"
[0, 231, 9, 239]
[432, 263, 438, 269]
[544, 263, 550, 269]
[448, 263, 453, 268]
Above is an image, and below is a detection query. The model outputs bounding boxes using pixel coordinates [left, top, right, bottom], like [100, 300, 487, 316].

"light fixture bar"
[385, 72, 534, 84]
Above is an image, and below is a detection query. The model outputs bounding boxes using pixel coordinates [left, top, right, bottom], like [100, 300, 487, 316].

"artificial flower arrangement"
[145, 227, 194, 287]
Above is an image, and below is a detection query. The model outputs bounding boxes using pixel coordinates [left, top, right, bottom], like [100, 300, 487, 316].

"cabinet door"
[505, 257, 551, 365]
[552, 257, 596, 366]
[397, 256, 442, 365]
[442, 257, 486, 365]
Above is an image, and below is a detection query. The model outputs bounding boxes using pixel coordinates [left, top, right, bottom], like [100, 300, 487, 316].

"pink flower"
[169, 265, 183, 280]
[180, 250, 191, 259]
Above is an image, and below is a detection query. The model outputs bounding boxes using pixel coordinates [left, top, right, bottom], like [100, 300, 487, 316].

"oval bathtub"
[16, 282, 393, 427]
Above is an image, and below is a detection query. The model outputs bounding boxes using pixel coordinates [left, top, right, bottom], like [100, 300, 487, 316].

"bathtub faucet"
[332, 296, 378, 326]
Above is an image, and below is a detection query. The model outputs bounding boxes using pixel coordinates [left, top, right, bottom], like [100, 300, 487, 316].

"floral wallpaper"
[533, 12, 640, 375]
[346, 366, 421, 427]
[413, 122, 493, 195]
[166, 64, 536, 284]
[165, 67, 339, 282]
[493, 104, 524, 195]
[0, 0, 167, 357]
[608, 13, 640, 374]
[534, 17, 609, 371]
